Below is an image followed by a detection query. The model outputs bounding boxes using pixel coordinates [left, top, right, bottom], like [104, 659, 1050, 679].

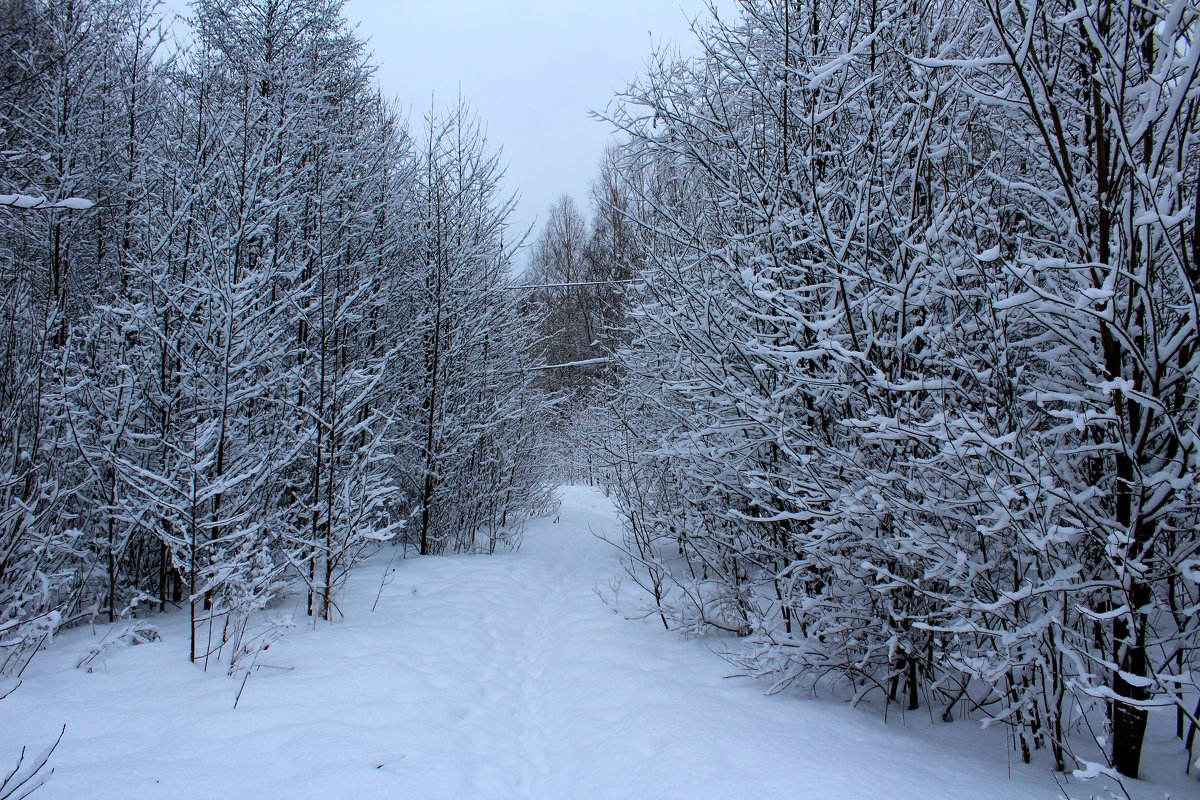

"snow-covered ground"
[4, 486, 1195, 799]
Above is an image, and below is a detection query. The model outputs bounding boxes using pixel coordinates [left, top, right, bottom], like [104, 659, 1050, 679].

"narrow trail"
[8, 487, 1085, 798]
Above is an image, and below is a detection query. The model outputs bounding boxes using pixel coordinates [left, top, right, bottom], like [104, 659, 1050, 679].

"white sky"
[342, 0, 730, 256]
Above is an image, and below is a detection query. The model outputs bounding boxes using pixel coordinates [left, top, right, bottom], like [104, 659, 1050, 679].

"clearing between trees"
[8, 487, 1191, 799]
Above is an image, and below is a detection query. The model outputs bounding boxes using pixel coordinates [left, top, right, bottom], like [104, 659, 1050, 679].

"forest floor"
[5, 486, 1197, 799]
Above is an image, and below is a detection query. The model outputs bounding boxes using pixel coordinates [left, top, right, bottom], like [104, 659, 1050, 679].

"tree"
[966, 0, 1200, 776]
[599, 0, 1200, 779]
[527, 194, 599, 397]
[403, 99, 554, 556]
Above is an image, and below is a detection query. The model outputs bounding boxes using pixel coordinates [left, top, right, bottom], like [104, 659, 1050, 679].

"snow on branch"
[525, 357, 613, 371]
[504, 279, 639, 290]
[0, 194, 95, 211]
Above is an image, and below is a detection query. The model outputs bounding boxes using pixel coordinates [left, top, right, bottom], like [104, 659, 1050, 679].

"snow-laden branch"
[504, 279, 639, 290]
[525, 357, 613, 371]
[0, 194, 94, 211]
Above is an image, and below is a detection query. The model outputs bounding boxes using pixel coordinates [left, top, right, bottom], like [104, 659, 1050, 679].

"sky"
[340, 0, 731, 260]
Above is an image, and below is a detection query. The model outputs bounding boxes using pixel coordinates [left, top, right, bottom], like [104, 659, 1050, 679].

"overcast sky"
[341, 0, 729, 260]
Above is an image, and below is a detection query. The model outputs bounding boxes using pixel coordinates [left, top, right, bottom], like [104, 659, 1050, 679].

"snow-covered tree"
[1, 0, 551, 682]
[402, 99, 554, 556]
[600, 0, 1200, 778]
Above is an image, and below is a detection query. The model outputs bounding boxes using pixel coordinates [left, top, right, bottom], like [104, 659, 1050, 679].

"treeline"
[0, 0, 553, 676]
[522, 152, 638, 481]
[586, 0, 1200, 781]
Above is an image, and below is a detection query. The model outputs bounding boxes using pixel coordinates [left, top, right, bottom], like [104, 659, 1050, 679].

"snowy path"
[3, 486, 1161, 799]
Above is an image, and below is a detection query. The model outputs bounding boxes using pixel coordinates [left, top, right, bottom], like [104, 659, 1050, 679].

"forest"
[3, 0, 1200, 793]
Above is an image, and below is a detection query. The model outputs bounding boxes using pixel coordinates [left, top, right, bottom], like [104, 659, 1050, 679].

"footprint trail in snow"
[6, 486, 1084, 799]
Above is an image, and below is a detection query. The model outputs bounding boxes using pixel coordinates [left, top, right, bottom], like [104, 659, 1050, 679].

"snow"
[3, 486, 1193, 799]
[0, 194, 94, 210]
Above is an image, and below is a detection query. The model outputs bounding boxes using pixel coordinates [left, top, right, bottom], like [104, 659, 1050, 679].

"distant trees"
[598, 0, 1200, 781]
[583, 146, 639, 359]
[524, 151, 641, 484]
[528, 195, 596, 396]
[527, 148, 641, 397]
[0, 0, 553, 678]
